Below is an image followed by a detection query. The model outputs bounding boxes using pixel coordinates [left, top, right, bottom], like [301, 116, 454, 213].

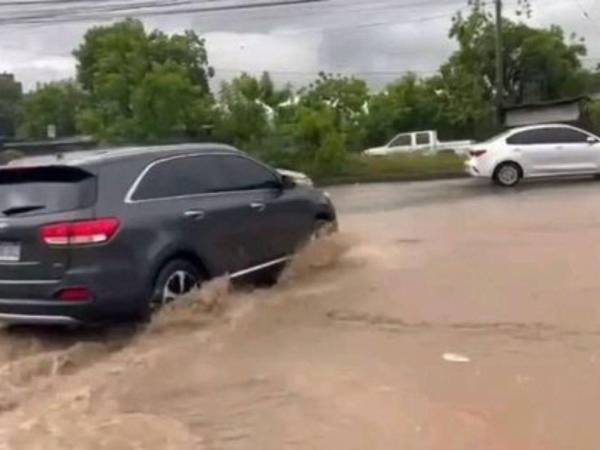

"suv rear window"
[0, 166, 96, 217]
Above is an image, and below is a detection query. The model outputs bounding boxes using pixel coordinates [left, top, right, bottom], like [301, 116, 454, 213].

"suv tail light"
[41, 218, 120, 246]
[469, 150, 487, 158]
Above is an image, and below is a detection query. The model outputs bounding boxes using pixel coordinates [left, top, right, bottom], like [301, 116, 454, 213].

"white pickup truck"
[363, 130, 473, 156]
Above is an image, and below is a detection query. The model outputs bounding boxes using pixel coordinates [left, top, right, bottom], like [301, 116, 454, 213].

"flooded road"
[2, 178, 600, 449]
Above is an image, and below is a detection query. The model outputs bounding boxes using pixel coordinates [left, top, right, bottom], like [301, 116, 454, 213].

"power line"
[0, 0, 222, 8]
[0, 0, 474, 35]
[275, 0, 538, 35]
[212, 67, 439, 76]
[0, 0, 464, 26]
[0, 0, 577, 28]
[0, 0, 329, 26]
[278, 11, 461, 35]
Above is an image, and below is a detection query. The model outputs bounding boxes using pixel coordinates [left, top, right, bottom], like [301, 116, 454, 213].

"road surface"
[1, 177, 600, 449]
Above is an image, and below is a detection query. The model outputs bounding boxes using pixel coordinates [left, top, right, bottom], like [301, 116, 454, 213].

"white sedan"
[465, 124, 600, 187]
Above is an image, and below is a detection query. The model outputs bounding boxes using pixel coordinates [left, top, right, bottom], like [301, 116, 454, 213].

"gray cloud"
[0, 0, 597, 91]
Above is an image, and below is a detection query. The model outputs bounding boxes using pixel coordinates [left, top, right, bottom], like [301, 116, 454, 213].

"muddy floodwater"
[1, 178, 600, 449]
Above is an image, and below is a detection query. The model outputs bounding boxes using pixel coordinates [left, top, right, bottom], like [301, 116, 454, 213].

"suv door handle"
[184, 210, 205, 220]
[250, 202, 266, 212]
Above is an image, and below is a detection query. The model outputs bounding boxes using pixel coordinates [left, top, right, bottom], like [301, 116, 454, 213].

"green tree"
[294, 73, 369, 153]
[226, 72, 291, 108]
[361, 74, 448, 147]
[20, 80, 84, 139]
[73, 19, 214, 142]
[214, 72, 292, 149]
[432, 66, 493, 139]
[291, 106, 337, 152]
[449, 1, 588, 105]
[215, 74, 270, 148]
[314, 130, 346, 174]
[299, 73, 368, 128]
[0, 73, 22, 139]
[130, 62, 212, 141]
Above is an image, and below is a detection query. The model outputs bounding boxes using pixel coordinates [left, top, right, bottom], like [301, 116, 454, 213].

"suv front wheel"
[312, 219, 338, 240]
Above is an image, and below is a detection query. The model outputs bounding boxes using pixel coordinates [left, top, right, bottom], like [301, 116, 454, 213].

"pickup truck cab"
[363, 130, 473, 156]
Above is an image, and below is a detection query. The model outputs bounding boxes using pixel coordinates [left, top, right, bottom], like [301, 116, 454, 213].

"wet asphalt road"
[4, 176, 600, 449]
[327, 176, 600, 214]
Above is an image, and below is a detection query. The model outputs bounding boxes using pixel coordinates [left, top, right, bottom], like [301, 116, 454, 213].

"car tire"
[254, 262, 287, 287]
[255, 219, 337, 287]
[312, 219, 338, 240]
[148, 259, 204, 314]
[494, 162, 522, 187]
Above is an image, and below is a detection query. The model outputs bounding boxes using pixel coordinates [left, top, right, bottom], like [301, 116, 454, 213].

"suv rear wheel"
[149, 259, 203, 312]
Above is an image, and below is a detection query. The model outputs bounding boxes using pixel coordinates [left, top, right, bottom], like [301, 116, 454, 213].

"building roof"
[502, 96, 591, 112]
[502, 96, 592, 128]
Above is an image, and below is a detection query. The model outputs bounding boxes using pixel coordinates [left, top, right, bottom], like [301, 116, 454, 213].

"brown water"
[1, 181, 600, 449]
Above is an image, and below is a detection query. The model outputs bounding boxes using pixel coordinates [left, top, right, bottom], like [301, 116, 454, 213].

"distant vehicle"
[465, 124, 600, 187]
[363, 130, 474, 156]
[0, 144, 337, 325]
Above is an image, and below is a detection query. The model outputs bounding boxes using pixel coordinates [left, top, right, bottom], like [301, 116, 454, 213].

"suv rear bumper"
[0, 313, 79, 326]
[0, 298, 95, 325]
[0, 261, 149, 325]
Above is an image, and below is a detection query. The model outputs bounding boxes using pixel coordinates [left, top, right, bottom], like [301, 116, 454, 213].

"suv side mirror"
[587, 136, 599, 144]
[280, 174, 296, 190]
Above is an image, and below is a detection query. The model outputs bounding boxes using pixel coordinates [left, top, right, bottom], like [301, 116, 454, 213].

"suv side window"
[507, 128, 589, 145]
[217, 156, 280, 191]
[131, 155, 223, 201]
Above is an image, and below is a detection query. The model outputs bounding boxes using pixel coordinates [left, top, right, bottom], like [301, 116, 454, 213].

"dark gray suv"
[0, 144, 337, 325]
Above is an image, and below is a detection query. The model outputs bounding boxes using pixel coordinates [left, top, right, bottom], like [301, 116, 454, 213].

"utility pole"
[494, 0, 504, 126]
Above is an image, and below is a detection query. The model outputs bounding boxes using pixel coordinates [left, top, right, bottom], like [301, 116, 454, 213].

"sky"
[0, 0, 598, 92]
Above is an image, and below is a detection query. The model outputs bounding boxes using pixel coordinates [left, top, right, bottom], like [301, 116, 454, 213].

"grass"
[309, 153, 467, 186]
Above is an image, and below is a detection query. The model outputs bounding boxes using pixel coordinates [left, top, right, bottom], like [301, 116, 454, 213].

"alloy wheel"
[497, 165, 519, 186]
[161, 270, 198, 305]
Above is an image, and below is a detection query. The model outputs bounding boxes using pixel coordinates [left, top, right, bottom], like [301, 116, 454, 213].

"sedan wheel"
[495, 163, 521, 187]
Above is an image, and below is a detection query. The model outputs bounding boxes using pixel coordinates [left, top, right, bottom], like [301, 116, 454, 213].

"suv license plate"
[0, 242, 21, 262]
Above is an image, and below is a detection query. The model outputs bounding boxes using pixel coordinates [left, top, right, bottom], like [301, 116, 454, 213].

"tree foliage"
[0, 73, 22, 139]
[20, 80, 84, 139]
[299, 73, 368, 126]
[73, 18, 213, 142]
[449, 1, 587, 104]
[8, 10, 600, 176]
[362, 74, 444, 146]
